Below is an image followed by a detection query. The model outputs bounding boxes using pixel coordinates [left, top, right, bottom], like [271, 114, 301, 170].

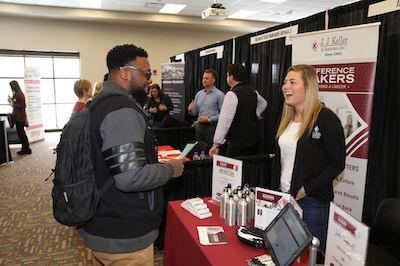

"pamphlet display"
[254, 187, 302, 230]
[212, 155, 242, 203]
[325, 202, 369, 266]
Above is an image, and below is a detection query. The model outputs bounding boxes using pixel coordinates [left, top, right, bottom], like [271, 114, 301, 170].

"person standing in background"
[209, 64, 267, 157]
[72, 79, 92, 114]
[147, 84, 173, 128]
[8, 80, 31, 155]
[188, 69, 225, 150]
[93, 81, 103, 97]
[271, 64, 345, 254]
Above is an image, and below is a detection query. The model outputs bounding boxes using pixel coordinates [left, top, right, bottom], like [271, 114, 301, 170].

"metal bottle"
[245, 190, 253, 223]
[249, 188, 256, 220]
[225, 195, 236, 226]
[237, 186, 242, 198]
[232, 189, 239, 202]
[226, 183, 232, 194]
[220, 187, 229, 219]
[237, 195, 248, 226]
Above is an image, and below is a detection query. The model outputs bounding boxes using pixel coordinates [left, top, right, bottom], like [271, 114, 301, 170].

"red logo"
[312, 40, 318, 51]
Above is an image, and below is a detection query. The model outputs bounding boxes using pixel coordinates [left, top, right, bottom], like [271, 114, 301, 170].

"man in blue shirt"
[188, 69, 225, 149]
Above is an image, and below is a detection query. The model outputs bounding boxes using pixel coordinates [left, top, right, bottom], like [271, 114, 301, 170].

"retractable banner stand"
[161, 63, 185, 121]
[24, 67, 44, 142]
[292, 23, 380, 220]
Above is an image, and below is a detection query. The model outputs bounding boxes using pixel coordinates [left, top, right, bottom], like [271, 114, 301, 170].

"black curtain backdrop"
[184, 40, 233, 120]
[234, 12, 326, 154]
[328, 1, 400, 225]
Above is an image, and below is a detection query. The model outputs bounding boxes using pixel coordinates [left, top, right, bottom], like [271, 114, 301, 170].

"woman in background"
[271, 64, 345, 254]
[93, 81, 103, 97]
[72, 79, 92, 114]
[147, 84, 173, 128]
[8, 80, 31, 155]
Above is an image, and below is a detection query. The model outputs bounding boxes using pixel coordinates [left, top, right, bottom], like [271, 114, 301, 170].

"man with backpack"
[80, 44, 184, 265]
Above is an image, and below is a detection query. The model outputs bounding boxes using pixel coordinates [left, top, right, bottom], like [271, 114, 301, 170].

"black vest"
[83, 95, 163, 239]
[226, 83, 260, 148]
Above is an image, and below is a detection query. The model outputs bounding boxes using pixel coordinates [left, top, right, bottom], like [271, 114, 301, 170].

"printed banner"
[24, 67, 44, 143]
[325, 202, 369, 266]
[161, 63, 185, 121]
[292, 23, 380, 220]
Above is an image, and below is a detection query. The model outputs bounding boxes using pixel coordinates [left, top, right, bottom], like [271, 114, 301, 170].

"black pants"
[226, 141, 260, 158]
[15, 121, 30, 152]
[195, 122, 216, 150]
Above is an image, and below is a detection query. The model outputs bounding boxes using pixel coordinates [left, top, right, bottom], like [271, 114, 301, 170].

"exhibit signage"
[250, 25, 298, 46]
[254, 187, 302, 230]
[292, 23, 380, 220]
[200, 45, 224, 59]
[24, 67, 44, 142]
[325, 202, 369, 266]
[161, 63, 185, 121]
[212, 155, 242, 203]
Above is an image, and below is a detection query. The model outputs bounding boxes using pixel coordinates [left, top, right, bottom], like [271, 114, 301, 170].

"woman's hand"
[159, 104, 167, 111]
[149, 107, 158, 113]
[295, 186, 307, 201]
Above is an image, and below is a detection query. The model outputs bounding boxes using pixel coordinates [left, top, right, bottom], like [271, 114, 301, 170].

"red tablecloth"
[164, 197, 309, 266]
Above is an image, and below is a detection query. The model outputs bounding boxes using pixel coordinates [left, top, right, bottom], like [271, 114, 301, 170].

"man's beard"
[131, 87, 148, 106]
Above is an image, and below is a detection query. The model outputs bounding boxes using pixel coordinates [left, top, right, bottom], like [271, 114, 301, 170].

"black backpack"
[50, 98, 113, 226]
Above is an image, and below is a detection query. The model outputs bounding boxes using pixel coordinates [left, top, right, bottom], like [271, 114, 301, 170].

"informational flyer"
[24, 67, 44, 142]
[254, 187, 302, 230]
[212, 155, 242, 203]
[292, 23, 380, 220]
[325, 202, 369, 266]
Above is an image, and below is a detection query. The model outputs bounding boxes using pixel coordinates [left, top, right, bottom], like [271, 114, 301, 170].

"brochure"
[197, 226, 228, 245]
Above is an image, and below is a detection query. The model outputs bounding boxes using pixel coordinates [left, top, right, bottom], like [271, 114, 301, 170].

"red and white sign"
[292, 23, 380, 220]
[212, 155, 242, 203]
[325, 203, 369, 266]
[24, 67, 44, 143]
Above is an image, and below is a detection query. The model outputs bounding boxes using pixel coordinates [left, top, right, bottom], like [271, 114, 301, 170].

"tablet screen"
[263, 203, 312, 266]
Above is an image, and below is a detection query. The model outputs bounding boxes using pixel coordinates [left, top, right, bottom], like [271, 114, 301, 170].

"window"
[0, 50, 80, 130]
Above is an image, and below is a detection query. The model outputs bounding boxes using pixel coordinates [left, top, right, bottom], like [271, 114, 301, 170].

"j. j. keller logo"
[312, 40, 318, 52]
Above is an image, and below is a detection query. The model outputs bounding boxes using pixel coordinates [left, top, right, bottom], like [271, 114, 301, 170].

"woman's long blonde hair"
[276, 64, 323, 139]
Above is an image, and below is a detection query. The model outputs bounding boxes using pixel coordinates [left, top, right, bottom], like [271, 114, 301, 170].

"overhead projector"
[202, 2, 227, 20]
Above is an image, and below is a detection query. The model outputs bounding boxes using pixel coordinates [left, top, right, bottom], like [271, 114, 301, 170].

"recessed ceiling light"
[228, 10, 258, 19]
[260, 0, 287, 3]
[79, 0, 102, 9]
[159, 4, 187, 14]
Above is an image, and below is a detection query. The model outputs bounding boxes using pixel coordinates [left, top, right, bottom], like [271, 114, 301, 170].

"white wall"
[0, 15, 242, 85]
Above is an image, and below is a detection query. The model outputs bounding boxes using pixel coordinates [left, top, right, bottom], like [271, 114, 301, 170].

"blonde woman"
[271, 65, 345, 254]
[93, 81, 104, 97]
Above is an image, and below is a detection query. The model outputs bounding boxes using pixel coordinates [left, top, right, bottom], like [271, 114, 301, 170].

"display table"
[164, 197, 308, 266]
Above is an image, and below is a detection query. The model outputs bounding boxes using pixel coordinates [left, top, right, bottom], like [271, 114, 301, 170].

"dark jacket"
[271, 108, 345, 202]
[226, 83, 259, 148]
[81, 82, 173, 253]
[12, 90, 28, 125]
[147, 94, 173, 123]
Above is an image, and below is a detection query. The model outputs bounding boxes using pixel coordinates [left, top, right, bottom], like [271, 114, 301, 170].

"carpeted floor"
[0, 132, 163, 265]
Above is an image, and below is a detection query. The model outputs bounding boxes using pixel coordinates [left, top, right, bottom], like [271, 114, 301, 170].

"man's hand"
[295, 186, 307, 201]
[166, 159, 184, 178]
[149, 107, 158, 113]
[159, 104, 167, 111]
[198, 115, 209, 123]
[209, 144, 219, 157]
[188, 100, 196, 111]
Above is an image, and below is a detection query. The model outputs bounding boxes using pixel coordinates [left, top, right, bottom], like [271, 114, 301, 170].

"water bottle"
[237, 186, 242, 198]
[237, 195, 248, 226]
[226, 183, 232, 194]
[249, 188, 256, 222]
[225, 195, 236, 226]
[192, 152, 200, 161]
[243, 183, 250, 194]
[200, 151, 206, 160]
[232, 189, 239, 202]
[220, 187, 229, 219]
